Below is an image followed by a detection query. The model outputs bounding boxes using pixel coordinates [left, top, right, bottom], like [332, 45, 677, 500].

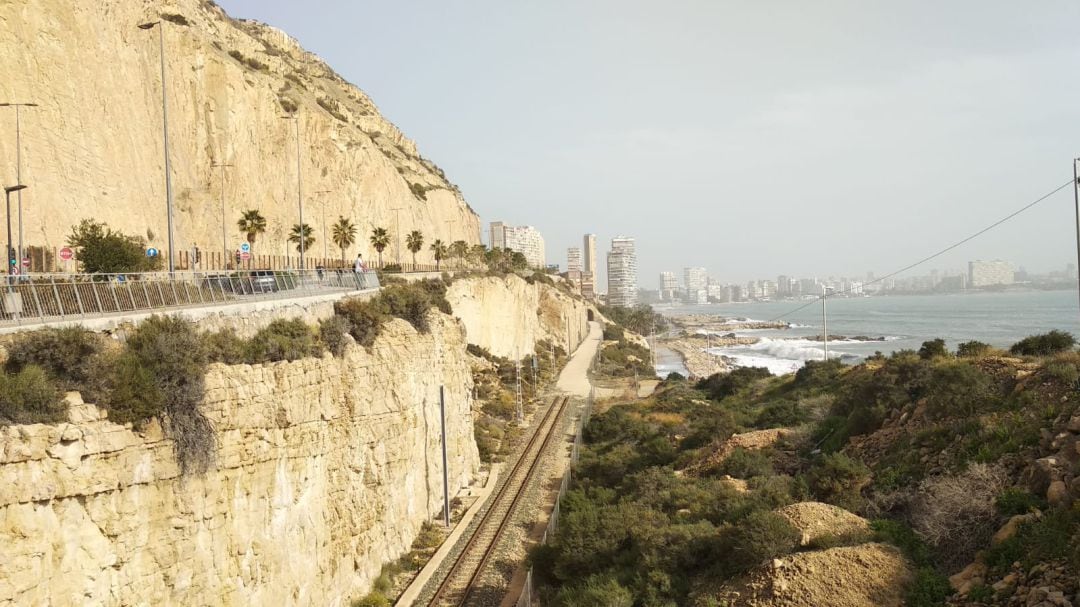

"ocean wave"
[711, 337, 849, 375]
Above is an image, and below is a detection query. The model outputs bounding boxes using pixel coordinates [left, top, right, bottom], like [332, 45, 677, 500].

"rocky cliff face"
[0, 314, 479, 606]
[0, 0, 479, 263]
[445, 275, 595, 359]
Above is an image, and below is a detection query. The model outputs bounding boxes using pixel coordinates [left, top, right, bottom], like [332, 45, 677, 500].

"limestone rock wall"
[0, 0, 479, 264]
[445, 275, 594, 360]
[0, 314, 479, 606]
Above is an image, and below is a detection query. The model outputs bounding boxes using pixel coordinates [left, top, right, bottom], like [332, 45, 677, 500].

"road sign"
[21, 258, 29, 268]
[58, 247, 73, 261]
[240, 251, 251, 261]
[147, 247, 159, 257]
[240, 242, 250, 253]
[9, 267, 18, 276]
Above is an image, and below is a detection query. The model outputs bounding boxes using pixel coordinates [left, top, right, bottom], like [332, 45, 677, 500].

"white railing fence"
[0, 269, 380, 328]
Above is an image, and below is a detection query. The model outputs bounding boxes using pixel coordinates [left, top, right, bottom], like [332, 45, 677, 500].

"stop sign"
[59, 247, 74, 261]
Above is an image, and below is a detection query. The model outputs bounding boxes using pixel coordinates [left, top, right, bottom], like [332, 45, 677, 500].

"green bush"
[718, 447, 774, 479]
[1010, 330, 1076, 356]
[602, 324, 625, 341]
[923, 361, 995, 419]
[755, 399, 809, 428]
[334, 297, 387, 348]
[995, 488, 1045, 517]
[792, 359, 844, 389]
[204, 329, 247, 365]
[1043, 359, 1080, 386]
[102, 350, 164, 425]
[807, 452, 870, 511]
[697, 366, 772, 401]
[67, 219, 162, 273]
[554, 574, 634, 607]
[957, 340, 992, 358]
[319, 315, 353, 357]
[377, 283, 436, 333]
[5, 326, 104, 392]
[247, 319, 321, 363]
[123, 316, 213, 474]
[351, 591, 389, 607]
[906, 567, 954, 607]
[918, 338, 949, 360]
[721, 510, 801, 574]
[0, 366, 65, 425]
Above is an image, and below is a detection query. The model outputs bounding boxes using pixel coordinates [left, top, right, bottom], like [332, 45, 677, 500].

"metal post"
[15, 106, 22, 265]
[439, 385, 450, 528]
[214, 162, 232, 268]
[5, 189, 12, 280]
[822, 284, 829, 361]
[157, 26, 175, 273]
[1074, 158, 1080, 327]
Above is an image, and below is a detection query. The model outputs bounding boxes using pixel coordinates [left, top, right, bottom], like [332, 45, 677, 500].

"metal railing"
[0, 269, 380, 328]
[515, 388, 595, 607]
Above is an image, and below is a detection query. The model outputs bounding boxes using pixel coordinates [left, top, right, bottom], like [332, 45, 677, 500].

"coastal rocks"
[0, 315, 480, 606]
[992, 513, 1040, 545]
[950, 560, 1080, 607]
[951, 562, 989, 596]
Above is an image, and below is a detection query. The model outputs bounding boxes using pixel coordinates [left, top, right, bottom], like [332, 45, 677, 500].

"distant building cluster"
[489, 221, 546, 268]
[644, 258, 1074, 305]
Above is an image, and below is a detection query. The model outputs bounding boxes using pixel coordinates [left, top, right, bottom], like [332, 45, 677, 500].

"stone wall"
[0, 314, 479, 606]
[445, 275, 594, 360]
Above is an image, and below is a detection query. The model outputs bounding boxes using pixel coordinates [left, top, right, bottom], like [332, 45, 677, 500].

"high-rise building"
[583, 234, 597, 277]
[659, 271, 679, 302]
[567, 247, 582, 273]
[606, 237, 637, 307]
[490, 221, 546, 268]
[489, 221, 507, 250]
[580, 272, 596, 300]
[683, 267, 707, 292]
[777, 275, 792, 297]
[968, 260, 1014, 287]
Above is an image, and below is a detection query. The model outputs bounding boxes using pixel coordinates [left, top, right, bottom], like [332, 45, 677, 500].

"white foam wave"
[711, 337, 846, 375]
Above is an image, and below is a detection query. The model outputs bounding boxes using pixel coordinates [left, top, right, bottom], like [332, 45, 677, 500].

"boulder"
[1047, 480, 1070, 507]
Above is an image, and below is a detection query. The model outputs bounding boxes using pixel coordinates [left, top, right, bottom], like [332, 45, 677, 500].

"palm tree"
[369, 227, 390, 266]
[236, 210, 267, 268]
[469, 244, 488, 267]
[430, 239, 448, 270]
[331, 216, 357, 265]
[405, 230, 424, 267]
[449, 240, 469, 268]
[288, 223, 315, 255]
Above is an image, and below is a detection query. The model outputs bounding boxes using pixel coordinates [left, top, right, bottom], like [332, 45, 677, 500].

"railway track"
[427, 395, 572, 606]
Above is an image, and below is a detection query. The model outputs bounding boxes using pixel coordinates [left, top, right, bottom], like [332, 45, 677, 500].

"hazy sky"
[218, 0, 1080, 287]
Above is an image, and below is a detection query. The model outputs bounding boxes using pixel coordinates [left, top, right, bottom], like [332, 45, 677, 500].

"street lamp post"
[138, 21, 176, 273]
[212, 161, 233, 270]
[391, 207, 404, 265]
[0, 103, 38, 266]
[281, 114, 304, 269]
[314, 189, 332, 262]
[4, 185, 28, 280]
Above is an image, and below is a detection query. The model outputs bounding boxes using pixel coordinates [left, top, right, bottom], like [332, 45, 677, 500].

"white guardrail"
[0, 269, 380, 328]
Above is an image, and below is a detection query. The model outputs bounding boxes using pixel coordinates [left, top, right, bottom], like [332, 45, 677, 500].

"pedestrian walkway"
[556, 321, 603, 397]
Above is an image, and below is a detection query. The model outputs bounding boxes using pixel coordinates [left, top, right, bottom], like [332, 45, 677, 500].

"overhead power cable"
[767, 179, 1075, 322]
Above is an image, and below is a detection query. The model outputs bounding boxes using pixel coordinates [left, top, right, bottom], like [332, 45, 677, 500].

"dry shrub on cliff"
[909, 463, 1008, 568]
[5, 326, 105, 394]
[334, 297, 387, 348]
[0, 365, 65, 425]
[204, 329, 248, 365]
[319, 315, 353, 357]
[118, 316, 216, 475]
[246, 319, 321, 362]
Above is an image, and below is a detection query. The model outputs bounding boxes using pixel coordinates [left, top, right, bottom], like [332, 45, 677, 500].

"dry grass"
[908, 463, 1009, 569]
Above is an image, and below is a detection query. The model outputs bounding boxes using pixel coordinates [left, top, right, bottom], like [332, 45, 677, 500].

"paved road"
[556, 321, 603, 397]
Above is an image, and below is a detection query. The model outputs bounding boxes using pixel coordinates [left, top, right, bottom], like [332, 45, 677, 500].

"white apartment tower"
[490, 221, 546, 268]
[583, 234, 597, 276]
[606, 237, 638, 307]
[567, 247, 583, 273]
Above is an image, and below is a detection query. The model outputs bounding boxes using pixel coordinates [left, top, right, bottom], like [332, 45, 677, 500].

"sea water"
[655, 289, 1080, 375]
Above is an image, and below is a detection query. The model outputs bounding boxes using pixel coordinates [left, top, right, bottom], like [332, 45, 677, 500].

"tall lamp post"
[391, 207, 404, 265]
[5, 185, 27, 279]
[281, 114, 304, 269]
[314, 189, 332, 262]
[0, 103, 38, 265]
[211, 161, 233, 269]
[138, 20, 176, 273]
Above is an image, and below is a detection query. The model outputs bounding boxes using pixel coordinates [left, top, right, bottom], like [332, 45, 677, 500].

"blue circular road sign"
[240, 243, 251, 253]
[146, 247, 159, 257]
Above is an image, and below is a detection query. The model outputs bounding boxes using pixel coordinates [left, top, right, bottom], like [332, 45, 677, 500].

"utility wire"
[767, 179, 1076, 323]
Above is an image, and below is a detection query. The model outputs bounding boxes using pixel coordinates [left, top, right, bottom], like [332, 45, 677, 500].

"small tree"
[918, 338, 949, 360]
[406, 230, 424, 266]
[449, 240, 469, 268]
[67, 219, 162, 274]
[288, 223, 315, 255]
[1010, 330, 1076, 356]
[430, 239, 448, 270]
[369, 227, 390, 266]
[330, 216, 357, 265]
[236, 210, 267, 268]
